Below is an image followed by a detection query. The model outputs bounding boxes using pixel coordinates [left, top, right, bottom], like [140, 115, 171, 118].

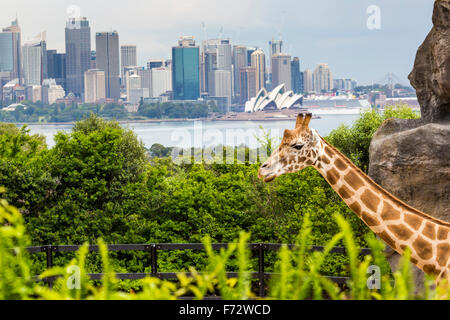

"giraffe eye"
[292, 144, 304, 151]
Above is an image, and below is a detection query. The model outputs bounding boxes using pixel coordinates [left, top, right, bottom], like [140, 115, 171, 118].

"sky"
[0, 0, 435, 85]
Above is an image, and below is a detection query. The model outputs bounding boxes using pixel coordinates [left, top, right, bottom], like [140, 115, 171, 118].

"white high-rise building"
[303, 69, 313, 93]
[42, 79, 66, 104]
[210, 70, 232, 100]
[22, 32, 47, 86]
[84, 69, 106, 103]
[202, 39, 233, 98]
[120, 45, 137, 80]
[313, 63, 333, 92]
[151, 67, 172, 97]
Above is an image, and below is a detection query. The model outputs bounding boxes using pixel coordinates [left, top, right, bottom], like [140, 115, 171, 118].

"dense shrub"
[0, 106, 422, 287]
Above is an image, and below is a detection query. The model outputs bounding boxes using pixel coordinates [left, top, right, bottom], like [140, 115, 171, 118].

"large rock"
[370, 0, 450, 291]
[408, 0, 450, 123]
[369, 120, 450, 291]
[369, 120, 450, 221]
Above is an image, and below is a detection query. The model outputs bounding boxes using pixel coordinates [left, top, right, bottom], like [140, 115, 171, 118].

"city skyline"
[0, 0, 433, 86]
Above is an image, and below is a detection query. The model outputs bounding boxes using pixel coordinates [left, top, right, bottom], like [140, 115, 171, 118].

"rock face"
[369, 120, 450, 221]
[408, 0, 450, 123]
[369, 0, 450, 291]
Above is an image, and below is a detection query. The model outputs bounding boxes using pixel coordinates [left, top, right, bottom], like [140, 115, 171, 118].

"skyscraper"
[291, 57, 303, 94]
[151, 67, 172, 97]
[0, 18, 22, 82]
[172, 36, 200, 100]
[271, 53, 291, 91]
[232, 45, 247, 100]
[313, 63, 333, 92]
[47, 50, 66, 89]
[239, 67, 257, 104]
[201, 39, 233, 99]
[303, 69, 313, 93]
[209, 69, 232, 110]
[120, 45, 137, 80]
[269, 39, 283, 74]
[84, 69, 106, 103]
[246, 47, 257, 66]
[96, 31, 120, 101]
[251, 49, 265, 93]
[22, 32, 47, 86]
[65, 17, 91, 98]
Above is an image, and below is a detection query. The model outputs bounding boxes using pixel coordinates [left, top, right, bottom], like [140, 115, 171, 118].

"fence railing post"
[42, 245, 54, 288]
[151, 244, 158, 277]
[258, 243, 265, 297]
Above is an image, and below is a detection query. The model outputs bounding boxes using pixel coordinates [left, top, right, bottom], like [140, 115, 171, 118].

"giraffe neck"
[313, 137, 450, 280]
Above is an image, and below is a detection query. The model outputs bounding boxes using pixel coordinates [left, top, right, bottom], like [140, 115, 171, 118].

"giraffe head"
[258, 113, 322, 183]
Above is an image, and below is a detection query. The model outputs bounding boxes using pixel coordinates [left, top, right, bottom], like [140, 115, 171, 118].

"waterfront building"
[22, 32, 47, 86]
[271, 53, 291, 91]
[65, 17, 91, 98]
[120, 45, 137, 81]
[291, 57, 303, 94]
[84, 69, 106, 103]
[251, 49, 266, 93]
[244, 83, 303, 112]
[232, 45, 247, 100]
[0, 18, 22, 82]
[96, 31, 120, 101]
[42, 79, 65, 104]
[313, 63, 333, 92]
[303, 69, 313, 93]
[151, 67, 172, 97]
[47, 50, 66, 89]
[172, 36, 200, 100]
[239, 67, 257, 105]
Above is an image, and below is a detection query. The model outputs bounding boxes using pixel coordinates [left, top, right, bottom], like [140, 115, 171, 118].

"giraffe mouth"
[259, 171, 277, 183]
[264, 174, 277, 183]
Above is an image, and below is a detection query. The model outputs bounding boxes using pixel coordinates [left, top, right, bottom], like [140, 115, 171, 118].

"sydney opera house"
[244, 84, 303, 113]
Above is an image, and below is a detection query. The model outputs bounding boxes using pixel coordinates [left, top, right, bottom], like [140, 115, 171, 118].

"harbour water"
[24, 114, 360, 149]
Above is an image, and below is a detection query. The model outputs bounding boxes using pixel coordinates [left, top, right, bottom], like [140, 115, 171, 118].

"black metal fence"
[27, 243, 372, 297]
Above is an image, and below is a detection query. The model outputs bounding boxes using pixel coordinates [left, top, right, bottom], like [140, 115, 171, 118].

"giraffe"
[258, 113, 450, 284]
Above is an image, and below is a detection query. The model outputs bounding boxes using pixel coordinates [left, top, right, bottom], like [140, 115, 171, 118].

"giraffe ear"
[295, 114, 304, 129]
[303, 113, 312, 128]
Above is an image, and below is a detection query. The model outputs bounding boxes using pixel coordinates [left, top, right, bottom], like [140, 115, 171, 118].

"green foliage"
[0, 100, 220, 123]
[0, 106, 437, 298]
[137, 101, 220, 119]
[1, 200, 449, 300]
[326, 104, 420, 172]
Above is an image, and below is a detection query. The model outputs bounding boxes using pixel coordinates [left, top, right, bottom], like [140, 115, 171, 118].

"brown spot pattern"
[344, 171, 365, 191]
[324, 146, 334, 158]
[423, 222, 436, 240]
[387, 225, 413, 241]
[321, 156, 330, 165]
[436, 244, 449, 267]
[378, 231, 396, 249]
[334, 158, 347, 171]
[349, 202, 362, 216]
[361, 189, 380, 213]
[326, 168, 340, 185]
[437, 227, 449, 241]
[423, 265, 440, 276]
[404, 214, 422, 230]
[338, 185, 353, 199]
[413, 236, 433, 261]
[380, 202, 401, 221]
[362, 211, 380, 227]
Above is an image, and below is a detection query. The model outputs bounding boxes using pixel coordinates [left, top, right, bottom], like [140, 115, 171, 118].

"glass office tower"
[172, 36, 200, 101]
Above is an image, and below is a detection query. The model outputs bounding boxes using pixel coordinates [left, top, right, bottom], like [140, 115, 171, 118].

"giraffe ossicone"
[258, 113, 450, 284]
